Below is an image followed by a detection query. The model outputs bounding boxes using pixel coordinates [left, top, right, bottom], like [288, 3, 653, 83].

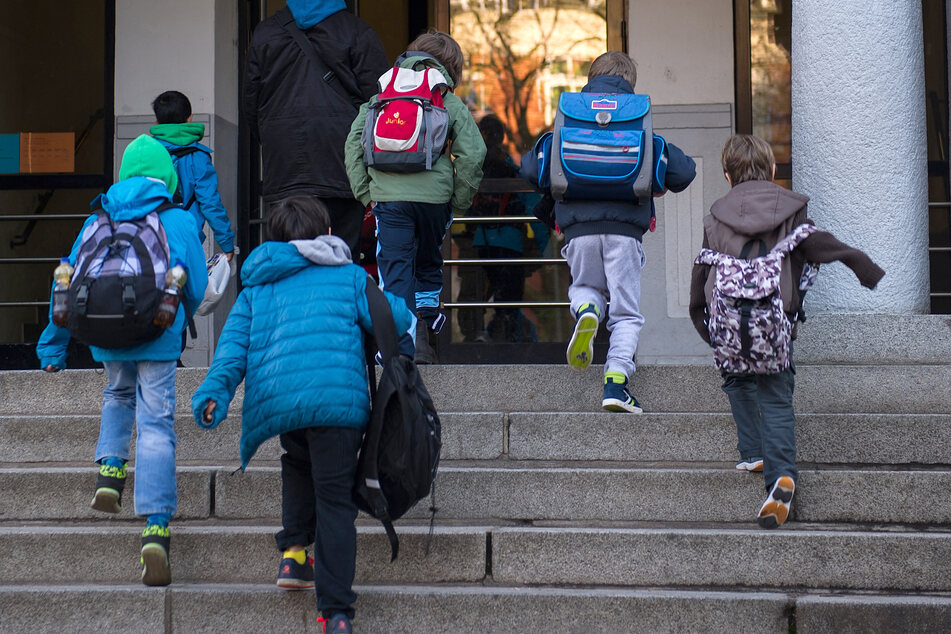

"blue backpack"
[520, 92, 667, 204]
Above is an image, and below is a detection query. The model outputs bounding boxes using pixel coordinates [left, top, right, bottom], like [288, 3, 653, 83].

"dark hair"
[721, 134, 775, 186]
[266, 196, 331, 242]
[407, 30, 464, 87]
[152, 91, 192, 124]
[478, 114, 508, 162]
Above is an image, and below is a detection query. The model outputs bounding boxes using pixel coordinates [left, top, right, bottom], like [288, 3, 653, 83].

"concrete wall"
[627, 0, 735, 107]
[115, 0, 240, 365]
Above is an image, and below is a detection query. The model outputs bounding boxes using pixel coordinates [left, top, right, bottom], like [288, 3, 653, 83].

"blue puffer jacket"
[554, 75, 697, 243]
[191, 236, 413, 468]
[36, 177, 207, 368]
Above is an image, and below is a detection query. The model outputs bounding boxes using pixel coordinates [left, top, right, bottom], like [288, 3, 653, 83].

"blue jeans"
[721, 364, 798, 491]
[97, 360, 178, 517]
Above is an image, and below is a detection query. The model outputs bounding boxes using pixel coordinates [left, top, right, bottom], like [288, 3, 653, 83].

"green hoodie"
[150, 122, 205, 147]
[344, 56, 486, 213]
[118, 134, 179, 195]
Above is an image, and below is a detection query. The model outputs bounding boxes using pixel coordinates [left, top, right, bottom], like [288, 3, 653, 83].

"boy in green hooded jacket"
[150, 90, 235, 261]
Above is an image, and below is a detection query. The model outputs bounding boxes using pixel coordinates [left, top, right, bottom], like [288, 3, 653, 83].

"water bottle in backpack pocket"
[66, 206, 174, 349]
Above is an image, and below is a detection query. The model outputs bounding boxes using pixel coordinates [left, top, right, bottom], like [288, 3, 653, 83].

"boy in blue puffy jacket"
[191, 196, 413, 633]
[549, 51, 696, 413]
[36, 134, 208, 586]
[151, 90, 235, 260]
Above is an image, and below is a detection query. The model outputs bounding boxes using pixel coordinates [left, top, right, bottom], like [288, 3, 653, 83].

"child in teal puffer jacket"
[191, 196, 413, 633]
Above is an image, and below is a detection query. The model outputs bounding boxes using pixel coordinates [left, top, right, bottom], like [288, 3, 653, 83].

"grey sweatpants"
[562, 234, 646, 378]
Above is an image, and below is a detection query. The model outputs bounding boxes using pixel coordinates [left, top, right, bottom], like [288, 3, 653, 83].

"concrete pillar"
[791, 1, 929, 313]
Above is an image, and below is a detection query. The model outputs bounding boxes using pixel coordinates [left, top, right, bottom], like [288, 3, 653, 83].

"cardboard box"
[0, 134, 18, 173]
[19, 132, 74, 173]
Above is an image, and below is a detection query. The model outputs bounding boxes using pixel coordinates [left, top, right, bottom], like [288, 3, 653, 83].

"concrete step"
[1, 524, 949, 593]
[4, 412, 951, 465]
[0, 412, 502, 463]
[4, 583, 950, 633]
[491, 526, 951, 592]
[3, 464, 951, 525]
[0, 525, 487, 586]
[4, 363, 950, 415]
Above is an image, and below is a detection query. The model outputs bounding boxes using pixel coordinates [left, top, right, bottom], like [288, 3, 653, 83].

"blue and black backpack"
[520, 92, 668, 205]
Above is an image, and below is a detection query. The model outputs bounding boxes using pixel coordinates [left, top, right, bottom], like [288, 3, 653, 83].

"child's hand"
[203, 400, 217, 422]
[43, 365, 60, 373]
[653, 188, 668, 198]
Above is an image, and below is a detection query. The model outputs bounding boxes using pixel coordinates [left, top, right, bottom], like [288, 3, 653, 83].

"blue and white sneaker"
[602, 372, 643, 413]
[567, 303, 600, 372]
[736, 457, 764, 472]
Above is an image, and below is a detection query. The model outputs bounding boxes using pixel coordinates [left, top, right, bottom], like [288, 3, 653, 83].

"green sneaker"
[567, 303, 600, 372]
[90, 462, 126, 514]
[141, 524, 172, 586]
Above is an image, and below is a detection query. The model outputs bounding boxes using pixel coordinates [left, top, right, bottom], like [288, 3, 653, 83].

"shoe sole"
[602, 398, 644, 414]
[736, 461, 764, 472]
[276, 578, 316, 590]
[567, 313, 599, 372]
[757, 476, 795, 529]
[90, 488, 121, 514]
[141, 544, 171, 586]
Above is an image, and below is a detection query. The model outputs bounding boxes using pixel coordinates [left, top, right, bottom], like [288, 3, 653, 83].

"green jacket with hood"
[344, 55, 486, 214]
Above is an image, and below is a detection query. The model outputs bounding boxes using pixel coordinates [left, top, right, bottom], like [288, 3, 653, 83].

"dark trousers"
[275, 426, 363, 619]
[721, 364, 798, 491]
[374, 201, 453, 356]
[321, 197, 365, 259]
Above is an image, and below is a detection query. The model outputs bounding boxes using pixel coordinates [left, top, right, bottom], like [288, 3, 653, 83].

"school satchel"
[695, 223, 819, 374]
[520, 92, 669, 205]
[67, 205, 174, 348]
[354, 280, 442, 561]
[361, 57, 450, 173]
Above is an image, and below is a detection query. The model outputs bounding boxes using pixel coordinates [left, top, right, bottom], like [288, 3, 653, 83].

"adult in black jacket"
[244, 0, 389, 254]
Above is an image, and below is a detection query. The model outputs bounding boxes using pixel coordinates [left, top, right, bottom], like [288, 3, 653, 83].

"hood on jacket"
[287, 0, 345, 29]
[291, 235, 352, 266]
[118, 134, 178, 195]
[240, 237, 350, 287]
[582, 75, 634, 94]
[150, 122, 205, 147]
[710, 180, 809, 236]
[398, 53, 455, 89]
[93, 176, 175, 222]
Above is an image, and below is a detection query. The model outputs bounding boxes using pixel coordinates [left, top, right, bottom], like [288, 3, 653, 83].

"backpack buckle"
[121, 279, 136, 311]
[75, 285, 88, 314]
[595, 111, 612, 127]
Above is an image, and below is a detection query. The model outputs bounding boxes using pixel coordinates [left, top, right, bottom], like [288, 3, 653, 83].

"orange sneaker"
[757, 476, 795, 528]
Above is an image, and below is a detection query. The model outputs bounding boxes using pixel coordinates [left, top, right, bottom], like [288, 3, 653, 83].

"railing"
[928, 202, 951, 300]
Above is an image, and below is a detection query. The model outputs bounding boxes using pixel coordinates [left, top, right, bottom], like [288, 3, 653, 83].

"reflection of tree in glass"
[451, 1, 606, 153]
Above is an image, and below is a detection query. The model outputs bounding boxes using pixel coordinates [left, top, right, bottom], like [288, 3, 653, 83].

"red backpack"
[361, 60, 450, 173]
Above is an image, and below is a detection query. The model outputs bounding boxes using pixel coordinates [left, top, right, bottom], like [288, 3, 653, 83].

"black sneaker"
[319, 613, 353, 634]
[90, 462, 126, 514]
[140, 524, 171, 586]
[414, 316, 437, 364]
[277, 552, 315, 590]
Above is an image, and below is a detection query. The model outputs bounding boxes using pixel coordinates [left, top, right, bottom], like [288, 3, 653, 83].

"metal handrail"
[0, 258, 60, 264]
[446, 301, 569, 308]
[0, 302, 48, 308]
[0, 214, 89, 221]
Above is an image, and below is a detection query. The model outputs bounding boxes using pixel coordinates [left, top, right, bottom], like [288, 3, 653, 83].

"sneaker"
[277, 552, 315, 590]
[140, 524, 172, 586]
[566, 303, 600, 372]
[602, 372, 643, 413]
[318, 613, 353, 634]
[430, 311, 447, 334]
[414, 315, 437, 364]
[90, 462, 126, 514]
[757, 476, 796, 529]
[736, 457, 764, 472]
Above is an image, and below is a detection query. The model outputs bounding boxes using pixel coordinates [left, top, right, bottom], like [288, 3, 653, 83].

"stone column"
[792, 2, 929, 313]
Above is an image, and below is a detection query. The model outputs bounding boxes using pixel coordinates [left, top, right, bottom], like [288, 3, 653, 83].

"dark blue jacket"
[191, 236, 413, 468]
[554, 75, 697, 243]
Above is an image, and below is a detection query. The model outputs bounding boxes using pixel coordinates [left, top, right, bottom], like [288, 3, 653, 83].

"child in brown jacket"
[689, 134, 884, 528]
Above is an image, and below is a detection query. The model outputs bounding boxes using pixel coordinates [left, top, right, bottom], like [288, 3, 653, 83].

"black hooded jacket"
[244, 7, 389, 201]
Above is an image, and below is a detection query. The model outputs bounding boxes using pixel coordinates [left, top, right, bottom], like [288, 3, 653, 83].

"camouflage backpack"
[695, 223, 819, 374]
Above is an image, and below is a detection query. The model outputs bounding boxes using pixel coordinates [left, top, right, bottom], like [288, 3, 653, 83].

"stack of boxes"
[0, 133, 74, 174]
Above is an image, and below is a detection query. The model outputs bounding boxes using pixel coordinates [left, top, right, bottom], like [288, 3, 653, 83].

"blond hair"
[408, 30, 464, 87]
[721, 134, 775, 186]
[588, 51, 637, 88]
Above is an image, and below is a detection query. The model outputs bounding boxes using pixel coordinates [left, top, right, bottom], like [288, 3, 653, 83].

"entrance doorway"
[238, 0, 626, 364]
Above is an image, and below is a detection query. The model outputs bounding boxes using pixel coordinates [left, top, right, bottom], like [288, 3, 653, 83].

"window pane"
[750, 0, 791, 163]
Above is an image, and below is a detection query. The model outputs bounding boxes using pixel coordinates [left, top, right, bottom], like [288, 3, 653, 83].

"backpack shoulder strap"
[168, 146, 201, 158]
[771, 223, 820, 257]
[278, 8, 360, 110]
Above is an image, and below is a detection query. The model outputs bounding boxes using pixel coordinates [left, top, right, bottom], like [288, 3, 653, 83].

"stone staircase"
[2, 316, 951, 632]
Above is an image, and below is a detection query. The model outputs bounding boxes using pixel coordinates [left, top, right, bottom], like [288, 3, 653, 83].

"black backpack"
[67, 205, 173, 348]
[168, 146, 200, 209]
[354, 280, 442, 561]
